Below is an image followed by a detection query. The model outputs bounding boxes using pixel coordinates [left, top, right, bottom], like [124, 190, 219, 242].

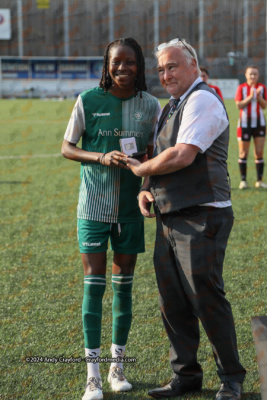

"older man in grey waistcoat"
[120, 38, 246, 400]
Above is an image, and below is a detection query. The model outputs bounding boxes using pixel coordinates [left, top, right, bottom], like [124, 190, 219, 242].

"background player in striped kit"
[61, 38, 160, 400]
[199, 66, 224, 101]
[235, 65, 267, 189]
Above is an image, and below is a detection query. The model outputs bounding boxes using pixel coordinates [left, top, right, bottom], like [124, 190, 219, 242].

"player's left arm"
[256, 85, 267, 109]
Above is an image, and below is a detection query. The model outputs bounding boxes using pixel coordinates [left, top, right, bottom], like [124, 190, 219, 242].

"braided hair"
[99, 37, 147, 98]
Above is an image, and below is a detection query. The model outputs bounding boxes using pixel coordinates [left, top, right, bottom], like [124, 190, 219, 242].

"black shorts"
[237, 126, 266, 141]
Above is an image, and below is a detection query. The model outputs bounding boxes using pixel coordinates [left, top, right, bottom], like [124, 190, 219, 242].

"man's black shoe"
[148, 379, 202, 398]
[216, 382, 242, 400]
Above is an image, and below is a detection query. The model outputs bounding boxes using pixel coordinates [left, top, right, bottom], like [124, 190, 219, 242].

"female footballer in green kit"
[62, 38, 160, 400]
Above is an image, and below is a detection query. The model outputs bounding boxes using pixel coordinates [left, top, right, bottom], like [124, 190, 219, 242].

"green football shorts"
[77, 219, 145, 254]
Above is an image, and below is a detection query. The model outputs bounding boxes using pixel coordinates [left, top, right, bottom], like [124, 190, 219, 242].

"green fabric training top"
[78, 87, 159, 223]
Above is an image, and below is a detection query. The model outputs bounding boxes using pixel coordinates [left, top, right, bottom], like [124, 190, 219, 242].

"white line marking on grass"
[4, 120, 67, 124]
[0, 153, 62, 160]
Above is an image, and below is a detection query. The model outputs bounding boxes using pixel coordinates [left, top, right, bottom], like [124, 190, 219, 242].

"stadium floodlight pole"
[109, 0, 114, 43]
[17, 0, 23, 57]
[64, 0, 69, 57]
[243, 0, 249, 57]
[154, 0, 159, 51]
[198, 0, 204, 60]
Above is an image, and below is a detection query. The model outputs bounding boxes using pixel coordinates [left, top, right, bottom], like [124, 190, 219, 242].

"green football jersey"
[78, 87, 159, 223]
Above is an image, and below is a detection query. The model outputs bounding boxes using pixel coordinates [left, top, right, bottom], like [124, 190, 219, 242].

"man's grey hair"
[155, 38, 200, 73]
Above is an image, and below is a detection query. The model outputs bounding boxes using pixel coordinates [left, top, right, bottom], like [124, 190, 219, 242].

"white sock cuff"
[111, 343, 126, 358]
[85, 347, 100, 358]
[85, 348, 101, 380]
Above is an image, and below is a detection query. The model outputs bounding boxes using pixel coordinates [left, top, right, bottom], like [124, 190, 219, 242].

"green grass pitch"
[0, 98, 266, 399]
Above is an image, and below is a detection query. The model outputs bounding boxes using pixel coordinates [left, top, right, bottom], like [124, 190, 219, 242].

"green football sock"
[82, 275, 106, 349]
[112, 274, 134, 346]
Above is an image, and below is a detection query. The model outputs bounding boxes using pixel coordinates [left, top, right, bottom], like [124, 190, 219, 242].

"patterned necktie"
[165, 98, 180, 124]
[154, 98, 180, 156]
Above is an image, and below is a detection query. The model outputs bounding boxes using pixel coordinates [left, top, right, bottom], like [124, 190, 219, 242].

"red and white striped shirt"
[208, 84, 224, 101]
[235, 82, 267, 128]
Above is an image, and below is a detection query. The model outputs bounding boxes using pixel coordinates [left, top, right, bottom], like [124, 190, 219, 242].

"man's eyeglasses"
[155, 38, 195, 59]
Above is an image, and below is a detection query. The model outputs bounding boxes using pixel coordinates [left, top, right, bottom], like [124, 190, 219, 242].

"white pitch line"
[4, 120, 67, 124]
[0, 153, 62, 160]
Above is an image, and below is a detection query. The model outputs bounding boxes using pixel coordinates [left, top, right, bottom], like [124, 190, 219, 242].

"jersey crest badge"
[132, 110, 143, 121]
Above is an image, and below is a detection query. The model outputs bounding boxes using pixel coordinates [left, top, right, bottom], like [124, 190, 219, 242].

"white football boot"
[255, 180, 267, 188]
[108, 366, 132, 392]
[239, 180, 248, 189]
[82, 377, 103, 400]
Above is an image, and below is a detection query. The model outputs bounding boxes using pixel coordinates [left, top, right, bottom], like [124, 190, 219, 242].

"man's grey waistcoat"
[150, 82, 231, 214]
